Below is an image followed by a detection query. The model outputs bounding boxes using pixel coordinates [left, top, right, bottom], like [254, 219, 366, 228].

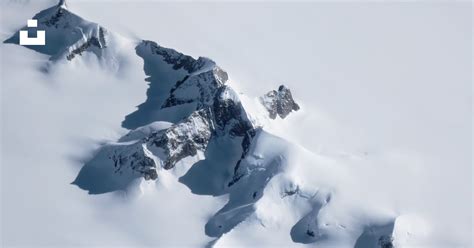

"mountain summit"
[3, 2, 410, 247]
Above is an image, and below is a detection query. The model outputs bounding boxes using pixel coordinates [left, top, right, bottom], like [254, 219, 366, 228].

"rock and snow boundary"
[3, 1, 437, 247]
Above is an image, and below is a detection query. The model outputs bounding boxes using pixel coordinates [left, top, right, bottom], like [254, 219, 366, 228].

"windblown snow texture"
[4, 1, 406, 247]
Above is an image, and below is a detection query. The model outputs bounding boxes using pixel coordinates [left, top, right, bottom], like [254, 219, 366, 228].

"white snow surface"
[1, 1, 472, 247]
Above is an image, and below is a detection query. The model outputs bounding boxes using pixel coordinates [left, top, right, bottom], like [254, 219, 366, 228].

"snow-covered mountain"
[4, 0, 133, 73]
[2, 1, 470, 247]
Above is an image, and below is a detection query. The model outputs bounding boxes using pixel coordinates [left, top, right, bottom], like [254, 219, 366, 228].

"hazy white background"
[1, 0, 472, 247]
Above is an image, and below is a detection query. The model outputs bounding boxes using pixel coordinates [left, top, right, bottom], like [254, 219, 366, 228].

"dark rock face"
[141, 40, 212, 73]
[148, 61, 253, 170]
[162, 67, 228, 109]
[80, 82, 258, 182]
[4, 2, 110, 60]
[3, 5, 74, 55]
[111, 50, 254, 173]
[260, 85, 300, 119]
[212, 86, 254, 137]
[76, 107, 214, 186]
[111, 150, 156, 179]
[149, 109, 213, 169]
[107, 141, 158, 180]
[210, 86, 257, 188]
[109, 84, 257, 174]
[69, 20, 297, 202]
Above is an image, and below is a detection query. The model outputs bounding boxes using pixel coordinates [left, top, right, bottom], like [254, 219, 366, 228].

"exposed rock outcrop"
[75, 57, 258, 181]
[162, 67, 227, 109]
[141, 40, 214, 73]
[4, 2, 110, 60]
[212, 86, 255, 137]
[260, 85, 300, 119]
[148, 109, 213, 169]
[109, 142, 157, 180]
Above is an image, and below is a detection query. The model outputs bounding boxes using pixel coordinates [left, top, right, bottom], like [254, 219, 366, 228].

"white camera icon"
[19, 19, 45, 46]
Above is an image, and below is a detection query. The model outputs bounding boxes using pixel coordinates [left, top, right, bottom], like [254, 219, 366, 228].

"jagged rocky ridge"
[4, 0, 109, 61]
[5, 2, 402, 247]
[75, 68, 260, 183]
[149, 109, 212, 170]
[73, 37, 268, 193]
[143, 40, 211, 73]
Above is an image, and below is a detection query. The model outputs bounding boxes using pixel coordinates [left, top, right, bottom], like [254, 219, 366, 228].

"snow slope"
[1, 1, 471, 247]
